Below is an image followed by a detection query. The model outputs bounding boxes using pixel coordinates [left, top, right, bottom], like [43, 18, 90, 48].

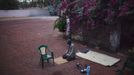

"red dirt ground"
[0, 18, 133, 75]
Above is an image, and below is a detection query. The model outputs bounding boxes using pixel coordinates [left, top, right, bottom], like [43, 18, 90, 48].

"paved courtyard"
[0, 18, 133, 75]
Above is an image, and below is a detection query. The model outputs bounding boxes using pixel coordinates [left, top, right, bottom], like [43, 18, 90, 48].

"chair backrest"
[38, 45, 48, 55]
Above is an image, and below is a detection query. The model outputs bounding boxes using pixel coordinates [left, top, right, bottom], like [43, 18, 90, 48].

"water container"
[86, 65, 90, 75]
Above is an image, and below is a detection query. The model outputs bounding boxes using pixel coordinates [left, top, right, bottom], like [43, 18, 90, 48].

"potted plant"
[123, 47, 134, 71]
[116, 47, 134, 75]
[54, 16, 66, 32]
[128, 47, 134, 60]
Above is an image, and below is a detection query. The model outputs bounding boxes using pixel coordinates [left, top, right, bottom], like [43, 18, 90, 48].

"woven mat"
[54, 57, 68, 65]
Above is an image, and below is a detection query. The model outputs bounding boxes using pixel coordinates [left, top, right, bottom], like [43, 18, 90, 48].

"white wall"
[0, 8, 50, 17]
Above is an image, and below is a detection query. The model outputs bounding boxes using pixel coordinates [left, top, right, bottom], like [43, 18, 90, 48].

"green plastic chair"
[38, 45, 54, 68]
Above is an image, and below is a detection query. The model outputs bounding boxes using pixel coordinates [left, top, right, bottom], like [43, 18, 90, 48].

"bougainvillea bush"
[59, 0, 134, 32]
[58, 0, 134, 50]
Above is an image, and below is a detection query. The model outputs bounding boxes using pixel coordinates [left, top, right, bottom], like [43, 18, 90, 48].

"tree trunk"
[109, 30, 120, 51]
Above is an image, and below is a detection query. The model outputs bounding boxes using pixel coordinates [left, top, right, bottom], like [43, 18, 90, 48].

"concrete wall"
[0, 8, 50, 17]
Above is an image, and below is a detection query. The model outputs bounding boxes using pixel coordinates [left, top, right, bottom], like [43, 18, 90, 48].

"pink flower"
[60, 0, 67, 10]
[118, 3, 129, 16]
[110, 0, 118, 6]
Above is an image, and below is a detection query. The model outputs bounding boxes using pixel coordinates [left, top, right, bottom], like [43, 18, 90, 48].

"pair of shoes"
[76, 63, 86, 73]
